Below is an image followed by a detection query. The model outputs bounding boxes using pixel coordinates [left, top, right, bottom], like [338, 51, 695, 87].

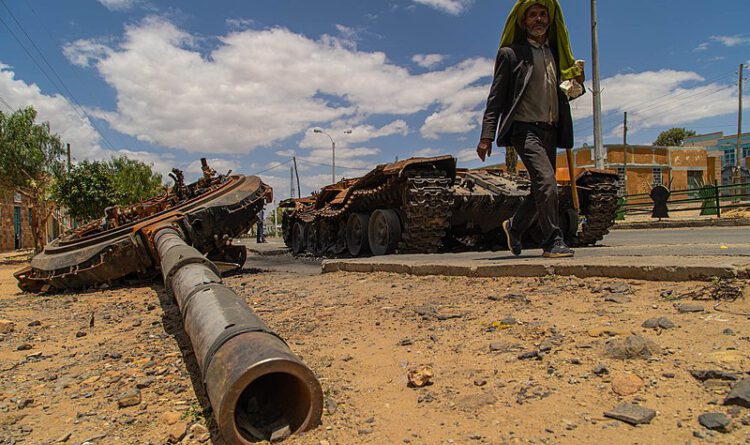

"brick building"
[1, 189, 34, 251]
[511, 145, 722, 196]
[1, 189, 71, 252]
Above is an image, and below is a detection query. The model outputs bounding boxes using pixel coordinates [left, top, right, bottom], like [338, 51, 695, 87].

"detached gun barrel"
[154, 228, 322, 444]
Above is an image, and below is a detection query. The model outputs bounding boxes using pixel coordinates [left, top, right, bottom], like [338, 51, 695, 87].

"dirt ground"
[1, 258, 749, 445]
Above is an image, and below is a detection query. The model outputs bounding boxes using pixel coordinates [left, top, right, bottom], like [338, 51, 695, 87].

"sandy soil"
[1, 260, 749, 445]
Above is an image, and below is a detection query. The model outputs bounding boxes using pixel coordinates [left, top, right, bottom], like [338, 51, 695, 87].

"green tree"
[54, 160, 117, 221]
[0, 107, 66, 251]
[109, 155, 163, 205]
[653, 127, 697, 147]
[54, 156, 164, 222]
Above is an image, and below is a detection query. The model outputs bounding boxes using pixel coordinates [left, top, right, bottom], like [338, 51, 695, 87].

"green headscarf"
[499, 0, 581, 80]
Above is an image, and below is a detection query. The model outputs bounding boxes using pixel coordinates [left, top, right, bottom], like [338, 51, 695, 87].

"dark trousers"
[509, 122, 563, 248]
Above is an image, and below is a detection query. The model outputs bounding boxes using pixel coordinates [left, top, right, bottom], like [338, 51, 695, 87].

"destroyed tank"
[15, 159, 272, 292]
[280, 155, 619, 256]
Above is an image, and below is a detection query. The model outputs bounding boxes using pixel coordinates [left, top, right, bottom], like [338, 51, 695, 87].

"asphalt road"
[597, 226, 750, 257]
[238, 226, 749, 278]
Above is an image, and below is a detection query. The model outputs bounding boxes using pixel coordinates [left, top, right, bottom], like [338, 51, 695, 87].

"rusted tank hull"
[281, 155, 619, 256]
[154, 228, 322, 444]
[16, 173, 271, 291]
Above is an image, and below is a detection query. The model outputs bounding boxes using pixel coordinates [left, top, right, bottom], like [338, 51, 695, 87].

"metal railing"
[617, 182, 750, 219]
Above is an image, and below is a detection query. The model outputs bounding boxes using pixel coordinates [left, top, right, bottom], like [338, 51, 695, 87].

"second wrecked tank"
[280, 155, 619, 256]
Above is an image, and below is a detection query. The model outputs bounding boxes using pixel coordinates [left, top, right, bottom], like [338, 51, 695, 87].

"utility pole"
[293, 156, 301, 198]
[622, 112, 628, 195]
[591, 0, 605, 169]
[290, 166, 295, 199]
[66, 143, 72, 172]
[735, 63, 744, 189]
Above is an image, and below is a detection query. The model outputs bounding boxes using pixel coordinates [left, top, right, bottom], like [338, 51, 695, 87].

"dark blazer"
[480, 41, 577, 149]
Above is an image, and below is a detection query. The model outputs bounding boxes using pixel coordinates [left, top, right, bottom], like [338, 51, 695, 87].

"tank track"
[400, 172, 454, 253]
[575, 177, 619, 247]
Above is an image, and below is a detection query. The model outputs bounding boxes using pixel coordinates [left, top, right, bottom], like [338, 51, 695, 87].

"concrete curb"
[322, 259, 750, 282]
[613, 218, 750, 230]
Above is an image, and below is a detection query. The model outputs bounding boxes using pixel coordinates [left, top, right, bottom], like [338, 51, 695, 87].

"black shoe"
[543, 241, 574, 258]
[502, 219, 522, 256]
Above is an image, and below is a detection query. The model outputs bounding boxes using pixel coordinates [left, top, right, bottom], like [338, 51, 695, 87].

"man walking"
[477, 0, 584, 258]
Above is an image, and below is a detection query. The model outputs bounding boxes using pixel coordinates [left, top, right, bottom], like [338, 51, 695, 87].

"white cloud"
[455, 147, 477, 163]
[299, 120, 409, 149]
[0, 63, 106, 160]
[412, 0, 473, 15]
[710, 34, 750, 47]
[412, 53, 446, 68]
[412, 148, 441, 157]
[63, 39, 113, 68]
[571, 69, 746, 139]
[97, 0, 137, 11]
[186, 158, 240, 178]
[694, 42, 709, 52]
[63, 18, 491, 154]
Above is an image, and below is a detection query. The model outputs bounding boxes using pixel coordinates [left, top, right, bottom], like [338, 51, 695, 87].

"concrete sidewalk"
[323, 250, 750, 282]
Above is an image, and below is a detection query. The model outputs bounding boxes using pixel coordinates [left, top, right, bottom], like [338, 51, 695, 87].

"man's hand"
[476, 138, 493, 162]
[574, 59, 586, 85]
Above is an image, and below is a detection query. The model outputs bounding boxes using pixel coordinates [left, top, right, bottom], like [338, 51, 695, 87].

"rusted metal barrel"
[154, 228, 322, 443]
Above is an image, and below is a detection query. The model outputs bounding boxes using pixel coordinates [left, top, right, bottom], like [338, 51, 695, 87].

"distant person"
[256, 208, 266, 243]
[477, 0, 585, 258]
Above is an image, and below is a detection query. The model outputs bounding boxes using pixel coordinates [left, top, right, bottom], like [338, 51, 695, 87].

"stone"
[75, 331, 87, 338]
[489, 342, 521, 353]
[641, 317, 675, 330]
[407, 366, 434, 388]
[605, 295, 631, 304]
[676, 304, 704, 313]
[325, 398, 337, 415]
[0, 319, 15, 334]
[723, 328, 736, 336]
[605, 335, 660, 360]
[500, 316, 518, 325]
[270, 423, 291, 442]
[117, 390, 141, 408]
[166, 420, 188, 443]
[611, 373, 644, 396]
[27, 320, 41, 327]
[690, 370, 739, 382]
[162, 411, 182, 425]
[517, 350, 541, 360]
[724, 378, 750, 408]
[16, 343, 32, 351]
[588, 327, 629, 338]
[399, 338, 413, 346]
[437, 312, 464, 321]
[593, 364, 609, 376]
[604, 403, 656, 425]
[698, 413, 731, 433]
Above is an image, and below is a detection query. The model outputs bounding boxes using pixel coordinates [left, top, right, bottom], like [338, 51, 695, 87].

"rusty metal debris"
[154, 228, 322, 443]
[280, 155, 619, 256]
[15, 160, 271, 292]
[15, 159, 323, 444]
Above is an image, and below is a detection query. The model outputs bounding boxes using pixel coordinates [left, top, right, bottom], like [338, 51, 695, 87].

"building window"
[652, 167, 663, 187]
[744, 146, 750, 158]
[28, 208, 33, 226]
[723, 149, 736, 167]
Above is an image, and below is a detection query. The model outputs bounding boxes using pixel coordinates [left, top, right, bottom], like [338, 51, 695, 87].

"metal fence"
[617, 182, 750, 219]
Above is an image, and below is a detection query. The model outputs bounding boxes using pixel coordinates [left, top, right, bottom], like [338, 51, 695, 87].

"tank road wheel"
[346, 213, 370, 257]
[560, 207, 579, 244]
[368, 209, 402, 256]
[291, 222, 307, 255]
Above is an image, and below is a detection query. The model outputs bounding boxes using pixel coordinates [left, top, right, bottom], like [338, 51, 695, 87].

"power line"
[0, 94, 14, 112]
[0, 0, 117, 151]
[251, 158, 294, 176]
[297, 158, 369, 171]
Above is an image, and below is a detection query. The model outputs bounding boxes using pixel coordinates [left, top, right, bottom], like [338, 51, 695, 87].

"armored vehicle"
[280, 155, 618, 256]
[15, 159, 272, 291]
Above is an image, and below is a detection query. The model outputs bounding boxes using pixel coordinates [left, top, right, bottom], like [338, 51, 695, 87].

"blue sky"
[1, 0, 749, 201]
